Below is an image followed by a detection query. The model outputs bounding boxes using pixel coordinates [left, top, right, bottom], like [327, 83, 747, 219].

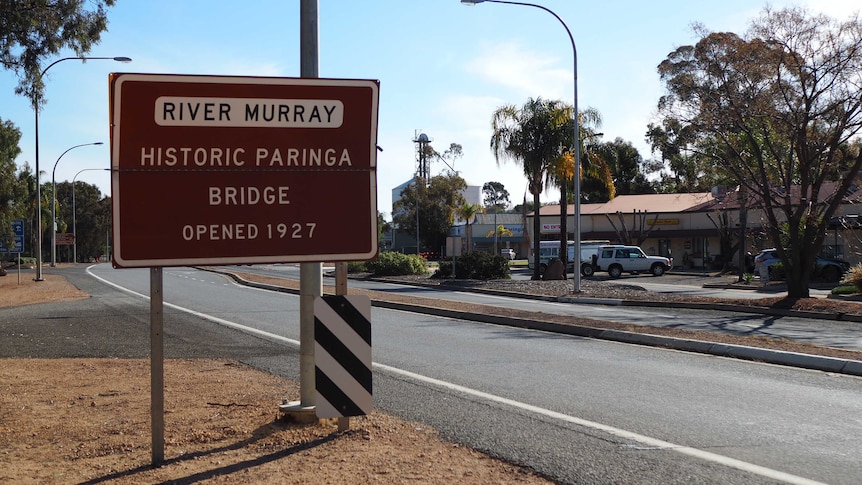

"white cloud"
[802, 0, 860, 18]
[466, 41, 572, 102]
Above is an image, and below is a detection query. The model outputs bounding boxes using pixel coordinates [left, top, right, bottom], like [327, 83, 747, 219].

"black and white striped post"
[314, 294, 372, 428]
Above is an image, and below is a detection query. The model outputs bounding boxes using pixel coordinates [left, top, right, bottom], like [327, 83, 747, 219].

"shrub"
[768, 262, 786, 280]
[433, 252, 510, 280]
[830, 284, 858, 295]
[844, 263, 862, 293]
[365, 252, 427, 276]
[346, 261, 368, 273]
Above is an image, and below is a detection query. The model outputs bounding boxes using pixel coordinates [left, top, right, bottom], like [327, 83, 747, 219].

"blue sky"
[2, 0, 858, 219]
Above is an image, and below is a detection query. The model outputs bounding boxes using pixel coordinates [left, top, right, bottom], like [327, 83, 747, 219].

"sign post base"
[278, 401, 318, 424]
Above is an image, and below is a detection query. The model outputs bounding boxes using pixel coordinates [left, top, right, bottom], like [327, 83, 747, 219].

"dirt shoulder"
[0, 271, 553, 484]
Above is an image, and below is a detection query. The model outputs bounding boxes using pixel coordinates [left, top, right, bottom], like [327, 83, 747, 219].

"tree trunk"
[737, 192, 748, 282]
[532, 191, 543, 280]
[786, 270, 811, 298]
[559, 182, 568, 280]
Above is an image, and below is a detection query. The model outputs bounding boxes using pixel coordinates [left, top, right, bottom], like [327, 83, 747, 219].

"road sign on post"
[109, 73, 380, 268]
[1, 220, 25, 253]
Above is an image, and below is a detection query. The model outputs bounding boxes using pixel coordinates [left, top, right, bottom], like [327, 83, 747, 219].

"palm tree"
[455, 202, 484, 254]
[548, 107, 615, 273]
[491, 97, 572, 280]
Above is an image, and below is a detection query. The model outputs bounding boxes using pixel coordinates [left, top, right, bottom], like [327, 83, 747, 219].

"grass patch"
[830, 284, 858, 295]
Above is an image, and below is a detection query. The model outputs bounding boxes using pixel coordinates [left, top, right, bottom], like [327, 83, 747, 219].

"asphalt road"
[3, 264, 858, 484]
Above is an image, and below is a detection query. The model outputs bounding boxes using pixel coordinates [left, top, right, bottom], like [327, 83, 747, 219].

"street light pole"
[51, 142, 103, 266]
[32, 56, 131, 280]
[461, 0, 580, 292]
[72, 168, 110, 263]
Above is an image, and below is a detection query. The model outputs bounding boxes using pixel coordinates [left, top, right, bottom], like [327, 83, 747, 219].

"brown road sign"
[55, 233, 75, 245]
[109, 73, 379, 268]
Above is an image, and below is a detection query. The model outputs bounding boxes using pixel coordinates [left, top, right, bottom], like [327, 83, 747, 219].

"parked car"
[753, 248, 849, 282]
[500, 248, 516, 260]
[582, 245, 673, 277]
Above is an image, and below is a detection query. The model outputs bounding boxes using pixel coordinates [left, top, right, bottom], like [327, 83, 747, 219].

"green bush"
[365, 252, 427, 276]
[768, 262, 786, 280]
[830, 284, 858, 295]
[346, 261, 368, 273]
[433, 252, 510, 280]
[844, 263, 862, 293]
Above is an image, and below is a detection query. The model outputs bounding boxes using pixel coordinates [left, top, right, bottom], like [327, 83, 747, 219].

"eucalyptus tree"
[656, 6, 862, 297]
[393, 174, 467, 255]
[482, 181, 511, 255]
[1, 0, 116, 105]
[0, 119, 24, 237]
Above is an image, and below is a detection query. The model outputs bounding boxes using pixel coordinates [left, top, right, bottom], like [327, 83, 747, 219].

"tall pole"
[32, 56, 131, 279]
[461, 0, 579, 291]
[72, 168, 109, 263]
[299, 0, 321, 411]
[51, 142, 102, 266]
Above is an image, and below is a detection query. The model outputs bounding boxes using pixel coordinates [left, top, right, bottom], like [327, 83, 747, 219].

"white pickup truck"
[581, 245, 673, 278]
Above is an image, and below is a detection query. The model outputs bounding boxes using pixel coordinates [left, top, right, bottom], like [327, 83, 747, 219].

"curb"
[211, 269, 862, 377]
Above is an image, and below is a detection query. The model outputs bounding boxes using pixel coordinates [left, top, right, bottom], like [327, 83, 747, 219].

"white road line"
[86, 266, 825, 485]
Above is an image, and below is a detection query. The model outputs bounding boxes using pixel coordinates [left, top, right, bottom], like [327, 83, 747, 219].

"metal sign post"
[109, 69, 380, 459]
[150, 267, 164, 464]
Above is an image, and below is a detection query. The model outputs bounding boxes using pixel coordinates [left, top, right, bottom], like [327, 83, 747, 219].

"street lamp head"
[461, 0, 485, 4]
[113, 57, 133, 63]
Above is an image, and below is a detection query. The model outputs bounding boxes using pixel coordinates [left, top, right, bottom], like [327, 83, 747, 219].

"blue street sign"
[2, 220, 25, 252]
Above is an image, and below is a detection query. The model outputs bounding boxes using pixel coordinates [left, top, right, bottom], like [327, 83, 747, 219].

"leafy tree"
[588, 138, 655, 198]
[1, 0, 116, 106]
[55, 180, 108, 262]
[482, 181, 510, 213]
[482, 181, 511, 255]
[14, 164, 38, 259]
[645, 119, 729, 193]
[11, 163, 50, 261]
[0, 119, 24, 240]
[655, 7, 862, 297]
[392, 174, 467, 254]
[511, 199, 537, 215]
[377, 211, 392, 248]
[417, 140, 464, 177]
[491, 98, 577, 280]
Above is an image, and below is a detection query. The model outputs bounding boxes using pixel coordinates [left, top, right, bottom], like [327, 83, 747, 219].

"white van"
[528, 240, 610, 273]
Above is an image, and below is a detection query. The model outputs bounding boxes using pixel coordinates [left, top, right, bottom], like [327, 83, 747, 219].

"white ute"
[582, 245, 673, 278]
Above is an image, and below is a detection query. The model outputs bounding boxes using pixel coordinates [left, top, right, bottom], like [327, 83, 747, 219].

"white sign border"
[110, 73, 379, 268]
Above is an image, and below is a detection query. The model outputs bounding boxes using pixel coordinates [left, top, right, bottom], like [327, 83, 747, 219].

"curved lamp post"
[72, 168, 110, 264]
[51, 142, 103, 266]
[460, 0, 581, 292]
[33, 56, 131, 279]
